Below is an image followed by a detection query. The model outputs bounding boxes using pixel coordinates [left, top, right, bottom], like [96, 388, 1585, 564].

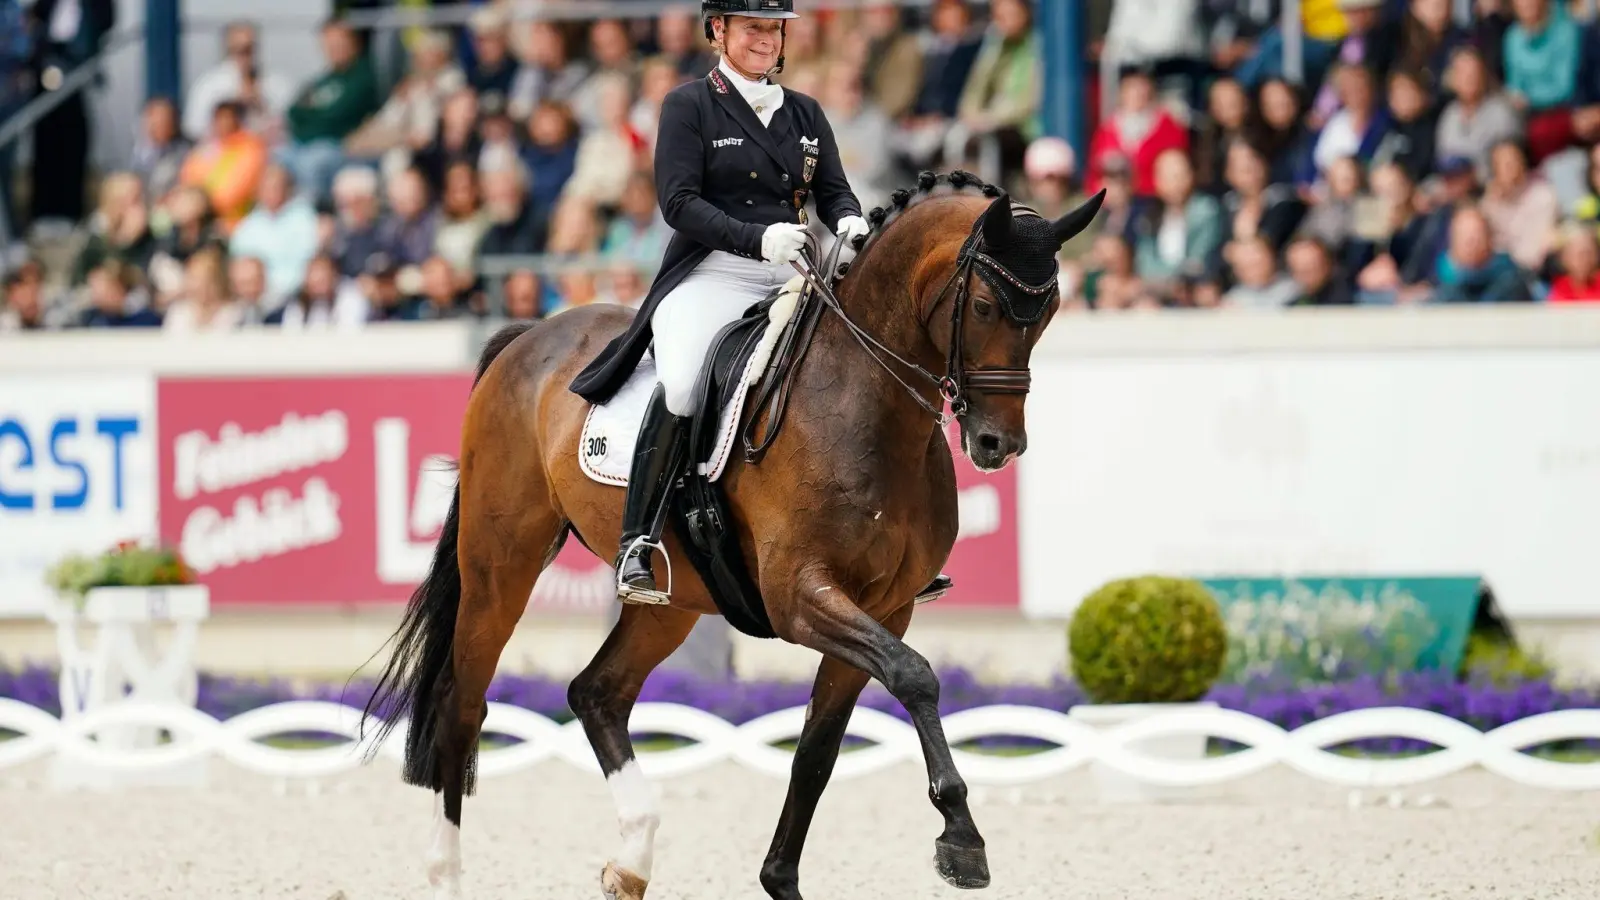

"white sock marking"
[607, 759, 660, 880]
[426, 793, 462, 899]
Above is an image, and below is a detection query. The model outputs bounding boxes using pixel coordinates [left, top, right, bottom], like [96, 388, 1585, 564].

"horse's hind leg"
[758, 601, 912, 900]
[568, 603, 701, 900]
[429, 508, 566, 898]
[775, 577, 988, 890]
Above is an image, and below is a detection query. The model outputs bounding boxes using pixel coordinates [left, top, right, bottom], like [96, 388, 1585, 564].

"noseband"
[790, 202, 1057, 425]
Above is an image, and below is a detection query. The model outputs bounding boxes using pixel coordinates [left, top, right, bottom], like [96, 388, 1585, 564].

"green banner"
[1198, 576, 1482, 676]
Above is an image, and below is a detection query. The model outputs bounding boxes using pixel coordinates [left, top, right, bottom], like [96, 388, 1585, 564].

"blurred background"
[2, 0, 1600, 719]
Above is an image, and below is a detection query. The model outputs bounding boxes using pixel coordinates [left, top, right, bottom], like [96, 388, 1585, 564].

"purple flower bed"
[3, 662, 1595, 755]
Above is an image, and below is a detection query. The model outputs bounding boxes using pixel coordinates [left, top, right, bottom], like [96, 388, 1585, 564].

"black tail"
[358, 487, 464, 790]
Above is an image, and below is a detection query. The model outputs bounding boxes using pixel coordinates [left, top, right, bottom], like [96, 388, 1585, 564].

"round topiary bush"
[1068, 575, 1228, 705]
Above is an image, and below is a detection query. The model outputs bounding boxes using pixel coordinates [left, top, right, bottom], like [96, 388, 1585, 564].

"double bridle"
[787, 204, 1056, 426]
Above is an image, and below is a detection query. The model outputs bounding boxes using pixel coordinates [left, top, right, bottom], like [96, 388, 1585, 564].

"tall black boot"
[614, 383, 689, 605]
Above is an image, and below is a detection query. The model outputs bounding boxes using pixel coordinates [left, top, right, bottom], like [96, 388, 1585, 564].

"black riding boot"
[614, 383, 689, 605]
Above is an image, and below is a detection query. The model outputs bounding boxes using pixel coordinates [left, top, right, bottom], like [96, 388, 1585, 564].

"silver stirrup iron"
[616, 534, 673, 606]
[914, 581, 951, 605]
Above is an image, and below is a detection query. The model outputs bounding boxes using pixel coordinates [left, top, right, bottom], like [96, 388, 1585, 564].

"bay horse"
[358, 170, 1104, 900]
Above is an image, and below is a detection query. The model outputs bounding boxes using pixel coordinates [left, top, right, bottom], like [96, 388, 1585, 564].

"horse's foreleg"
[779, 581, 988, 890]
[759, 603, 911, 900]
[568, 604, 701, 900]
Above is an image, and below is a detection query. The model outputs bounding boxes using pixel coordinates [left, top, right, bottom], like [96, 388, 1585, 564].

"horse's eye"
[974, 298, 994, 318]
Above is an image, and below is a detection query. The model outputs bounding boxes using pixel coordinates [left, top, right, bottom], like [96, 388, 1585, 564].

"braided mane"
[834, 169, 1003, 282]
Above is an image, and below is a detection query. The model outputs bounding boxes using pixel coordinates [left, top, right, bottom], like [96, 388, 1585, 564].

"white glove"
[837, 215, 870, 244]
[761, 222, 809, 265]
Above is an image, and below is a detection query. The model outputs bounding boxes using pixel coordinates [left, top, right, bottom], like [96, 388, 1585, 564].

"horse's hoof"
[601, 862, 649, 900]
[934, 838, 990, 890]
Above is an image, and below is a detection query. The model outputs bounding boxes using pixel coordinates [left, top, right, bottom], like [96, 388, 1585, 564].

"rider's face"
[718, 16, 784, 77]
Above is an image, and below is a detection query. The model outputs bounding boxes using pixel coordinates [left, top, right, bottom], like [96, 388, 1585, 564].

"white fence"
[3, 699, 1598, 791]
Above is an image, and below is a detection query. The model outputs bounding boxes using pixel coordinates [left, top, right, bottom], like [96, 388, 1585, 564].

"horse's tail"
[354, 324, 533, 788]
[357, 486, 463, 790]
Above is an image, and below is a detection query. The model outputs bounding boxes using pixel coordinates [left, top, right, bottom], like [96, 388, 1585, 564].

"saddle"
[662, 276, 826, 639]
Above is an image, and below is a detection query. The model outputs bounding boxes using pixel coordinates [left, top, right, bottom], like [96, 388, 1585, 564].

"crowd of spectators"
[5, 0, 1600, 333]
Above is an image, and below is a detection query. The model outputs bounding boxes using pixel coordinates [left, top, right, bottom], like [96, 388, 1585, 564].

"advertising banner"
[1018, 350, 1600, 620]
[157, 375, 1019, 610]
[0, 374, 158, 616]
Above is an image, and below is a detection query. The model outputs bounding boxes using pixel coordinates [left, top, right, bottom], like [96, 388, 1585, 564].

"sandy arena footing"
[2, 760, 1598, 899]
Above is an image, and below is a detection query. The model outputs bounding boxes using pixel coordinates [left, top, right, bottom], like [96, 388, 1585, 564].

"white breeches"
[649, 250, 792, 416]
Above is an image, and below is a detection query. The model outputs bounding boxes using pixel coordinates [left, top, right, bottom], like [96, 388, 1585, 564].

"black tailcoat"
[568, 66, 862, 404]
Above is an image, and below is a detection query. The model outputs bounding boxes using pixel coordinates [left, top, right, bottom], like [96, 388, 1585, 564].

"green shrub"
[1459, 630, 1553, 684]
[1068, 575, 1228, 704]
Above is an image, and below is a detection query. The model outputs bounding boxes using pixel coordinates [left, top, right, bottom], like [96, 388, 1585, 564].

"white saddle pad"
[578, 276, 805, 486]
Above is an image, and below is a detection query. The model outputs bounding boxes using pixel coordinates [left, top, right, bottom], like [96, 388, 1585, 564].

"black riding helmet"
[702, 0, 799, 70]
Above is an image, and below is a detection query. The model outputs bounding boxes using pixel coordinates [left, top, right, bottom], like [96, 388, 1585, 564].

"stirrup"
[915, 573, 953, 605]
[616, 534, 673, 606]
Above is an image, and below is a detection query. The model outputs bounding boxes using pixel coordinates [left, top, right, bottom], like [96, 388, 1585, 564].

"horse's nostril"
[978, 433, 1002, 453]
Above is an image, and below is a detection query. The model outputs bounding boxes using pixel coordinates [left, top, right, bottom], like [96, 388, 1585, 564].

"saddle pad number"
[585, 433, 609, 464]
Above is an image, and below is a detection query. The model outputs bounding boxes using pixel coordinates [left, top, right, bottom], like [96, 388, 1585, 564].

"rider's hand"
[836, 215, 870, 245]
[761, 222, 809, 265]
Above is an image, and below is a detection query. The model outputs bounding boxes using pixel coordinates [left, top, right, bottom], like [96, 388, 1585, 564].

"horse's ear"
[980, 192, 1013, 247]
[1052, 189, 1107, 247]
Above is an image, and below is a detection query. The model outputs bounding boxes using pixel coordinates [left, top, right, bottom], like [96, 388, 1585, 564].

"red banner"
[156, 375, 1017, 610]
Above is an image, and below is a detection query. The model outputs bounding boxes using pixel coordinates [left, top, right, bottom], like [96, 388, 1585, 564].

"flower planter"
[1067, 700, 1219, 804]
[46, 584, 210, 790]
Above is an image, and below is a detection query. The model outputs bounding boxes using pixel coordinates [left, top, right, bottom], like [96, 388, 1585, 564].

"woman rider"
[570, 0, 908, 607]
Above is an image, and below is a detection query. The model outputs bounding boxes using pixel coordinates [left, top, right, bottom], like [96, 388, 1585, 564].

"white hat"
[1024, 136, 1076, 181]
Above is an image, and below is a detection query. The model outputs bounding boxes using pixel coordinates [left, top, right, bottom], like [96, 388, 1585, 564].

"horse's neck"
[799, 255, 944, 456]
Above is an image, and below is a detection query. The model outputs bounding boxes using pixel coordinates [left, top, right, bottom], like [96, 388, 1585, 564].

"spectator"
[1393, 0, 1469, 92]
[1308, 0, 1395, 128]
[1076, 233, 1152, 310]
[77, 260, 160, 328]
[226, 254, 274, 324]
[1192, 76, 1251, 196]
[1233, 0, 1347, 91]
[823, 62, 896, 211]
[1430, 205, 1533, 302]
[377, 165, 439, 273]
[70, 172, 156, 287]
[147, 185, 220, 305]
[0, 261, 52, 331]
[0, 0, 34, 253]
[1505, 0, 1581, 164]
[1087, 66, 1191, 197]
[327, 165, 386, 279]
[1285, 235, 1357, 304]
[267, 251, 368, 328]
[545, 194, 604, 258]
[1570, 143, 1600, 230]
[1354, 161, 1434, 301]
[163, 245, 245, 332]
[127, 97, 193, 215]
[502, 268, 545, 319]
[570, 19, 640, 133]
[1247, 77, 1314, 186]
[1219, 141, 1306, 258]
[895, 0, 981, 177]
[1134, 149, 1226, 301]
[653, 7, 716, 78]
[1104, 0, 1207, 108]
[1205, 0, 1285, 76]
[1403, 154, 1481, 284]
[554, 266, 600, 312]
[433, 161, 489, 282]
[604, 262, 647, 308]
[479, 163, 545, 259]
[415, 88, 482, 195]
[951, 0, 1042, 187]
[182, 19, 293, 141]
[507, 20, 590, 121]
[278, 18, 382, 202]
[26, 0, 116, 231]
[1434, 46, 1523, 186]
[1546, 224, 1600, 302]
[180, 100, 269, 233]
[522, 101, 581, 223]
[1298, 155, 1366, 258]
[563, 72, 644, 207]
[360, 254, 407, 322]
[477, 97, 524, 175]
[858, 3, 924, 122]
[401, 254, 477, 320]
[1372, 68, 1440, 183]
[345, 28, 465, 167]
[465, 6, 520, 115]
[1479, 138, 1560, 272]
[632, 56, 686, 152]
[1311, 63, 1392, 181]
[602, 171, 670, 272]
[1221, 234, 1301, 308]
[229, 164, 319, 301]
